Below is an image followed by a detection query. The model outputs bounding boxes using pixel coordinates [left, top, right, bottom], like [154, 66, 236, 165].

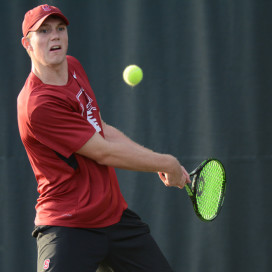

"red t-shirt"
[17, 55, 127, 228]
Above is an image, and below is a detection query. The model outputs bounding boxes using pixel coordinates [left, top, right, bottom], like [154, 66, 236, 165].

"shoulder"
[19, 77, 69, 115]
[67, 55, 79, 64]
[18, 82, 64, 131]
[67, 55, 84, 70]
[67, 55, 90, 84]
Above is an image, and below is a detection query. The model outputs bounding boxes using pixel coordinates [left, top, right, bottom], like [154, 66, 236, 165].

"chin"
[48, 55, 67, 67]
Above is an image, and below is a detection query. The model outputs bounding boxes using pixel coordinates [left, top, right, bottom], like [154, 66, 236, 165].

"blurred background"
[1, 0, 271, 271]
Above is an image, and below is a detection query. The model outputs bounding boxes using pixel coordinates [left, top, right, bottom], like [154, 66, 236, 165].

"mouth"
[50, 45, 62, 52]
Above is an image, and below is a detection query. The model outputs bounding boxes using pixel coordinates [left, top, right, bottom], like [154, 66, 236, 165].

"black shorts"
[33, 209, 173, 272]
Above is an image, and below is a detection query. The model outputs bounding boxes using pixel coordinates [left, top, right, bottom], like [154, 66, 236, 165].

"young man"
[18, 4, 191, 272]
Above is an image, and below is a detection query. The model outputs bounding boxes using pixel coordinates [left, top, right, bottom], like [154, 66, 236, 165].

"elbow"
[94, 153, 110, 166]
[76, 133, 113, 166]
[91, 150, 113, 166]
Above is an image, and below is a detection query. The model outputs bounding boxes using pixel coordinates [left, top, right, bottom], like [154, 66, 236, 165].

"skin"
[22, 16, 69, 85]
[22, 16, 191, 189]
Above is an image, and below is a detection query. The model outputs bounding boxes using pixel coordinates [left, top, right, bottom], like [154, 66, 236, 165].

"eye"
[58, 26, 66, 31]
[38, 28, 49, 34]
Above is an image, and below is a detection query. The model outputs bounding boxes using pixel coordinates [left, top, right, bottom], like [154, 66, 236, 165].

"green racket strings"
[195, 160, 225, 220]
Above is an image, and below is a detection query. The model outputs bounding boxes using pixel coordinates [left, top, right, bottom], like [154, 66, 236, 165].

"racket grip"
[185, 184, 193, 197]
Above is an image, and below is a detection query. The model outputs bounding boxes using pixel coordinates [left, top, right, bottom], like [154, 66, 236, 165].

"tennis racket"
[186, 158, 226, 222]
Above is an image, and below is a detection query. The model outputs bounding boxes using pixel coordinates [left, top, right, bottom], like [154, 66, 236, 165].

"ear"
[21, 37, 33, 51]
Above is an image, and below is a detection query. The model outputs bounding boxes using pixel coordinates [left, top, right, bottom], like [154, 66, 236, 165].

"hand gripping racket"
[186, 158, 226, 222]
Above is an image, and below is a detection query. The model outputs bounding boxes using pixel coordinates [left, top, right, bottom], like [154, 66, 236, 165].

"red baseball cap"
[22, 4, 69, 37]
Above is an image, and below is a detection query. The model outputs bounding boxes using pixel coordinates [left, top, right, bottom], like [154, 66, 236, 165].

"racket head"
[188, 158, 226, 222]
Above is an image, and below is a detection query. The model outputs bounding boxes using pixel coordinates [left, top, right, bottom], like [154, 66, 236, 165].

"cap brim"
[28, 13, 69, 33]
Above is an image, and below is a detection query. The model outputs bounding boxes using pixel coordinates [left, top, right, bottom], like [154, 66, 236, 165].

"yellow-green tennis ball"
[123, 65, 143, 86]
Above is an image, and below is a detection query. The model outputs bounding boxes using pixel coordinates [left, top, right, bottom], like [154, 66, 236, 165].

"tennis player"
[17, 4, 190, 272]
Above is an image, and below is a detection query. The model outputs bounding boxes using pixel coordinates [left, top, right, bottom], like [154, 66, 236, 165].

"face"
[25, 16, 68, 68]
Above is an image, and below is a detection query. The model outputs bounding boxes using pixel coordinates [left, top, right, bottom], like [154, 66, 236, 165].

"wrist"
[163, 154, 180, 174]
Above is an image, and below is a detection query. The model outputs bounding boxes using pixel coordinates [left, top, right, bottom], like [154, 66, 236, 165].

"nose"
[50, 29, 60, 40]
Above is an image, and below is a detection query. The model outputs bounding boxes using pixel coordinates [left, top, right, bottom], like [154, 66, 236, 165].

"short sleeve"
[30, 96, 96, 158]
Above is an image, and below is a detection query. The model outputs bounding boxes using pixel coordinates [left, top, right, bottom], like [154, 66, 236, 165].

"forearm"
[101, 122, 175, 172]
[77, 121, 190, 189]
[77, 131, 179, 174]
[101, 140, 179, 174]
[103, 122, 152, 152]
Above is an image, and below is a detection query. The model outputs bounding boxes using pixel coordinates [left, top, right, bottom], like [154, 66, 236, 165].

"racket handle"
[185, 184, 193, 197]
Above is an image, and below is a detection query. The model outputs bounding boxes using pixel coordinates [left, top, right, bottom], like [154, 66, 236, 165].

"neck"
[32, 58, 68, 86]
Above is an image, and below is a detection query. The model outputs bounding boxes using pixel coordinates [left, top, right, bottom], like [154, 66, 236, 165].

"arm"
[76, 119, 190, 189]
[101, 119, 152, 151]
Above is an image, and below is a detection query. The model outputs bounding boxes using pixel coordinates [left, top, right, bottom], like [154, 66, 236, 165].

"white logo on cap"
[43, 5, 51, 12]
